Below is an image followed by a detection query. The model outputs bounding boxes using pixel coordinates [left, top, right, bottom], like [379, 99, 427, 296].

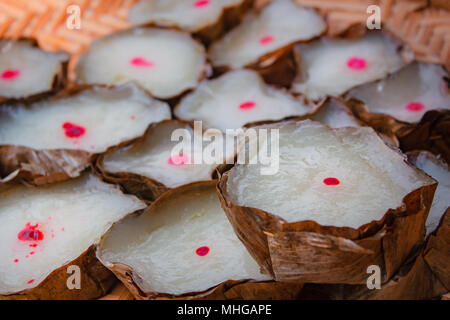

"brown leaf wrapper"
[217, 169, 437, 284]
[398, 110, 450, 165]
[298, 209, 450, 300]
[429, 0, 450, 10]
[210, 3, 326, 88]
[211, 43, 301, 88]
[193, 0, 255, 46]
[0, 38, 69, 103]
[106, 262, 303, 300]
[99, 283, 135, 300]
[97, 181, 304, 300]
[95, 120, 229, 203]
[344, 68, 449, 151]
[345, 97, 407, 148]
[0, 84, 164, 186]
[0, 245, 116, 300]
[0, 145, 94, 186]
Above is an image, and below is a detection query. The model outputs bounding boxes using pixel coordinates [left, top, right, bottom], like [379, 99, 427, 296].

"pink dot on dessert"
[62, 122, 86, 138]
[194, 0, 210, 8]
[323, 177, 340, 186]
[405, 102, 425, 112]
[18, 223, 44, 242]
[130, 57, 154, 67]
[195, 246, 210, 256]
[239, 101, 256, 110]
[168, 153, 189, 166]
[1, 69, 20, 80]
[346, 57, 367, 70]
[259, 35, 274, 45]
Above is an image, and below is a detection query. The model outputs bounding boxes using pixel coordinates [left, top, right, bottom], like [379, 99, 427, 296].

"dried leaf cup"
[0, 174, 146, 300]
[0, 83, 171, 185]
[208, 0, 326, 86]
[0, 38, 68, 101]
[128, 0, 255, 45]
[97, 181, 304, 300]
[217, 120, 437, 284]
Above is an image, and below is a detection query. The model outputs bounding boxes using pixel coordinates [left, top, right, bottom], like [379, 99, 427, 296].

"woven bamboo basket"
[0, 0, 448, 300]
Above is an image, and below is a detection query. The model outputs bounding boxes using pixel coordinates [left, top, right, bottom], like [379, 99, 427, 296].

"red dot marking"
[130, 115, 136, 120]
[194, 0, 210, 7]
[259, 35, 274, 45]
[29, 244, 37, 248]
[130, 57, 154, 68]
[14, 259, 19, 263]
[168, 153, 189, 166]
[405, 102, 425, 112]
[1, 69, 20, 80]
[323, 177, 340, 186]
[27, 279, 34, 284]
[18, 223, 44, 242]
[61, 228, 65, 232]
[239, 101, 256, 110]
[30, 251, 35, 255]
[62, 122, 86, 138]
[196, 246, 210, 256]
[346, 57, 367, 70]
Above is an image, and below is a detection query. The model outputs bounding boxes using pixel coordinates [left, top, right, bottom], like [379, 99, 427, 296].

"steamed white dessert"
[209, 0, 325, 69]
[292, 33, 406, 100]
[0, 83, 171, 153]
[0, 39, 68, 99]
[0, 84, 171, 152]
[102, 121, 221, 188]
[129, 0, 245, 32]
[76, 28, 207, 99]
[0, 174, 146, 295]
[349, 63, 450, 123]
[310, 99, 360, 128]
[409, 151, 450, 236]
[175, 69, 311, 131]
[226, 121, 434, 228]
[98, 184, 271, 295]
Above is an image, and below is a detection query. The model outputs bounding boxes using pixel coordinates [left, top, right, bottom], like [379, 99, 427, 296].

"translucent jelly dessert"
[0, 174, 145, 295]
[226, 120, 434, 228]
[209, 0, 325, 69]
[101, 121, 220, 188]
[0, 83, 171, 153]
[175, 69, 311, 131]
[310, 98, 360, 128]
[0, 39, 68, 99]
[292, 33, 406, 100]
[98, 182, 271, 296]
[76, 28, 208, 99]
[349, 63, 450, 123]
[129, 0, 251, 42]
